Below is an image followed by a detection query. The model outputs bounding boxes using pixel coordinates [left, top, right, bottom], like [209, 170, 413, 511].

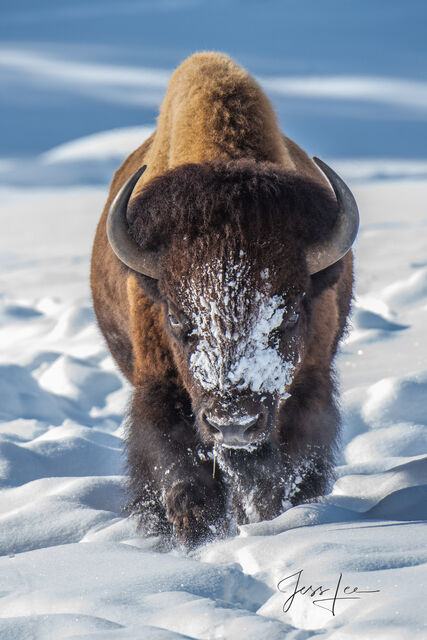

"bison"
[91, 52, 358, 547]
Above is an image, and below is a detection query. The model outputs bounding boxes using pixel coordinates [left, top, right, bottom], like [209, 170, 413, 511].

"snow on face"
[180, 255, 299, 398]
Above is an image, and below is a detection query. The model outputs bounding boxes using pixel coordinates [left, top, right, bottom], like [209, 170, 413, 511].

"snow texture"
[182, 258, 298, 398]
[1, 2, 427, 635]
[0, 127, 426, 638]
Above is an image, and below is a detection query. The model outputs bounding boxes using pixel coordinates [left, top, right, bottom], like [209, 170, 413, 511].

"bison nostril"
[201, 412, 221, 436]
[243, 422, 259, 437]
[205, 414, 259, 430]
[203, 412, 261, 446]
[204, 419, 221, 435]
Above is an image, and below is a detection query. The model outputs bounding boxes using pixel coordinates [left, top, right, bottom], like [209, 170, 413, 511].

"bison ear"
[106, 166, 161, 279]
[305, 158, 359, 275]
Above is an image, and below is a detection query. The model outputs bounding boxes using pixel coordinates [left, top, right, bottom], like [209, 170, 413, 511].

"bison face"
[106, 159, 358, 448]
[161, 247, 309, 449]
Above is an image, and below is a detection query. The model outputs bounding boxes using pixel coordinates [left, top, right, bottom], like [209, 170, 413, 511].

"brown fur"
[127, 159, 339, 252]
[91, 52, 354, 547]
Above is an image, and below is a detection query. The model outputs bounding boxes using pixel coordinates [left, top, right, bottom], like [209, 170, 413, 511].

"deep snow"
[1, 2, 427, 634]
[0, 126, 426, 638]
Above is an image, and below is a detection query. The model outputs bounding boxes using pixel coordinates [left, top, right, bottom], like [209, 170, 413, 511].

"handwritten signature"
[277, 569, 380, 616]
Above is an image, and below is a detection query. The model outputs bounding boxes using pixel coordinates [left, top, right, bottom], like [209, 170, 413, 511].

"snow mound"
[362, 371, 427, 428]
[381, 266, 427, 307]
[0, 127, 155, 187]
[38, 354, 121, 411]
[42, 126, 155, 164]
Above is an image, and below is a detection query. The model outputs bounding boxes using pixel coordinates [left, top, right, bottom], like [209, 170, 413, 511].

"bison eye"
[168, 313, 182, 329]
[287, 312, 300, 327]
[167, 311, 193, 338]
[275, 311, 300, 336]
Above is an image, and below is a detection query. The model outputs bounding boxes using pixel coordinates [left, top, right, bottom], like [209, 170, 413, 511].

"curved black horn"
[106, 165, 160, 279]
[306, 158, 359, 275]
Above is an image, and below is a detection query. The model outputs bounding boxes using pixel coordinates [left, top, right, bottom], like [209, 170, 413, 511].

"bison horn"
[106, 165, 160, 279]
[306, 158, 359, 275]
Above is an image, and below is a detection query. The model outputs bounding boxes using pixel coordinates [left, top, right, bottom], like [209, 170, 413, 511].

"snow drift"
[0, 128, 426, 638]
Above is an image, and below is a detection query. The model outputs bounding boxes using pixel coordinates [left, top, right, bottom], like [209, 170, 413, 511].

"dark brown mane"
[127, 159, 339, 253]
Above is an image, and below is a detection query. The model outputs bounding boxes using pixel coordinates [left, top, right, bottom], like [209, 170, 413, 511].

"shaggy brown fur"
[91, 52, 354, 547]
[127, 160, 339, 250]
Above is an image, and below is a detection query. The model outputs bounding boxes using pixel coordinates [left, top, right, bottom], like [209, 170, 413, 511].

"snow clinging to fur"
[181, 257, 298, 396]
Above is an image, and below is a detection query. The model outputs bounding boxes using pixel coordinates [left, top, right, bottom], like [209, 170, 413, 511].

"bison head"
[107, 159, 358, 448]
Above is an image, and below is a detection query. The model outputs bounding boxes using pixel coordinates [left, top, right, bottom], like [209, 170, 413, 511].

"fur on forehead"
[161, 236, 307, 310]
[126, 158, 339, 255]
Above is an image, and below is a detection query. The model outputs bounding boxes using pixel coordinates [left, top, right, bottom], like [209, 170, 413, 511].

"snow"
[4, 45, 427, 114]
[261, 74, 427, 112]
[184, 258, 297, 398]
[42, 126, 156, 164]
[1, 134, 426, 638]
[1, 2, 427, 635]
[0, 47, 170, 107]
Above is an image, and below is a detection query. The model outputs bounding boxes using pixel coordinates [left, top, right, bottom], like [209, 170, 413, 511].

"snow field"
[0, 133, 426, 637]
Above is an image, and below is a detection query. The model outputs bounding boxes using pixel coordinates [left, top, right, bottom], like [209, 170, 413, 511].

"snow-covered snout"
[165, 257, 306, 448]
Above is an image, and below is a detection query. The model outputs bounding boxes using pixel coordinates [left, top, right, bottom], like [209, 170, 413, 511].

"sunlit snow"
[0, 125, 426, 638]
[1, 1, 427, 634]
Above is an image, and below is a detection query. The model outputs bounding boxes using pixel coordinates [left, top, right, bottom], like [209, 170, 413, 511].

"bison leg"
[217, 368, 339, 525]
[126, 382, 226, 547]
[277, 365, 340, 503]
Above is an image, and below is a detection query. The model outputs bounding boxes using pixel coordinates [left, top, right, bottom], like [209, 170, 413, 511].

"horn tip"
[312, 156, 326, 171]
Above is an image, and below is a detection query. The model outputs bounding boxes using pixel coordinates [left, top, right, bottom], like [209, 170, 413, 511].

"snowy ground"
[0, 128, 426, 638]
[1, 1, 426, 636]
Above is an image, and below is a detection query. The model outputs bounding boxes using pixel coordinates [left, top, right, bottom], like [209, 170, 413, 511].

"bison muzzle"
[91, 52, 359, 547]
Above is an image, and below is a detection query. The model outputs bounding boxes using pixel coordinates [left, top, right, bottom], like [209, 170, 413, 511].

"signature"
[277, 569, 380, 616]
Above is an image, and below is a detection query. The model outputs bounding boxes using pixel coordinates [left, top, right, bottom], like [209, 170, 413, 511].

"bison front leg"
[126, 383, 226, 547]
[277, 365, 341, 504]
